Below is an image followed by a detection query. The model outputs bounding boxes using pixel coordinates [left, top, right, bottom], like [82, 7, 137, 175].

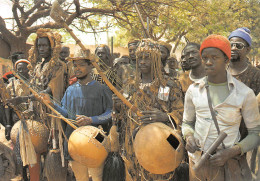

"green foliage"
[2, 0, 259, 58]
[105, 0, 259, 55]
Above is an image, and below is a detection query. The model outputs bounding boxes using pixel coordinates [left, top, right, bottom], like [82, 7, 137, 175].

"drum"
[133, 122, 184, 174]
[11, 120, 49, 154]
[68, 126, 109, 168]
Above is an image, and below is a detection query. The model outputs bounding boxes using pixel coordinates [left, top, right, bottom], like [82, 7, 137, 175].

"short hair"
[182, 43, 200, 54]
[73, 59, 92, 65]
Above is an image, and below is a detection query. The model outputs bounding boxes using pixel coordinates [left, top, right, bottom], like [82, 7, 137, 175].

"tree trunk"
[3, 35, 32, 58]
[9, 37, 31, 55]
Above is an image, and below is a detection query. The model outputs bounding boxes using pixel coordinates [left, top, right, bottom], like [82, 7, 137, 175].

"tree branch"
[12, 1, 23, 30]
[74, 0, 80, 15]
[0, 16, 18, 45]
[25, 0, 45, 17]
[25, 9, 51, 27]
[27, 22, 63, 33]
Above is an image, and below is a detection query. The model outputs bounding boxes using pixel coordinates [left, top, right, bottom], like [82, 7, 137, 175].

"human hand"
[185, 135, 200, 153]
[139, 109, 168, 123]
[76, 115, 93, 126]
[209, 146, 241, 167]
[39, 93, 53, 106]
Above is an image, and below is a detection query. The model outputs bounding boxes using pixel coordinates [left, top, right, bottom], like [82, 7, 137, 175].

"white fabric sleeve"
[182, 86, 196, 139]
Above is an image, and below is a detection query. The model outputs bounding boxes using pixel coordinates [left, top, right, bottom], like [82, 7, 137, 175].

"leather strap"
[205, 78, 231, 180]
[205, 79, 226, 149]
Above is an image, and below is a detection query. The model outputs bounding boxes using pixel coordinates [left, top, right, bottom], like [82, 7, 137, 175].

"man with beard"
[182, 43, 206, 81]
[228, 28, 260, 175]
[178, 45, 194, 94]
[128, 39, 140, 68]
[228, 27, 260, 95]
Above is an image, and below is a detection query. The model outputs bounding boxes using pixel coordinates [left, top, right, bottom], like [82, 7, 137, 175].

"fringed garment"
[119, 78, 184, 181]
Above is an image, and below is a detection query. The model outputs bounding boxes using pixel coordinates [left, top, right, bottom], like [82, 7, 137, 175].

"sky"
[0, 0, 114, 45]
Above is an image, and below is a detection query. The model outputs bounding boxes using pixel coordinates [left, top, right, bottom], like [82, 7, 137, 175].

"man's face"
[73, 59, 93, 79]
[180, 52, 191, 71]
[16, 62, 29, 78]
[119, 57, 130, 66]
[230, 37, 250, 62]
[160, 46, 169, 63]
[182, 45, 201, 69]
[138, 53, 152, 74]
[167, 58, 177, 69]
[201, 48, 227, 77]
[114, 58, 130, 69]
[128, 45, 137, 61]
[37, 37, 51, 59]
[96, 47, 108, 63]
[60, 47, 70, 61]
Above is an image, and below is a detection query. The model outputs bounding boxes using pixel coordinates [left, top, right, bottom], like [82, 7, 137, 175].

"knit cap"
[200, 34, 231, 60]
[15, 59, 31, 69]
[228, 27, 252, 46]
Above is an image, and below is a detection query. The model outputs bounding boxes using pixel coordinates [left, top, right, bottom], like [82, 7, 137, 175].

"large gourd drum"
[68, 126, 109, 168]
[11, 120, 49, 154]
[133, 122, 184, 174]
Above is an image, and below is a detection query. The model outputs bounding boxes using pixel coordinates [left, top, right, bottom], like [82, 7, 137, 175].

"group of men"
[0, 26, 259, 181]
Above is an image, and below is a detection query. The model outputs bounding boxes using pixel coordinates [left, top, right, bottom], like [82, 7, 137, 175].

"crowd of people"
[0, 26, 259, 181]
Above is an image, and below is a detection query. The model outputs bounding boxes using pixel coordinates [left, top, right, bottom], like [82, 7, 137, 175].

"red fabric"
[2, 71, 14, 83]
[3, 71, 13, 79]
[200, 34, 231, 60]
[69, 75, 78, 85]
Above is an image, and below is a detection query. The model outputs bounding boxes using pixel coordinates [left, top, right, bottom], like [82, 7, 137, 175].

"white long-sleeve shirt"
[182, 72, 260, 161]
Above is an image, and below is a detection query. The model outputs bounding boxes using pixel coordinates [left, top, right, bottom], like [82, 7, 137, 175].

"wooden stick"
[50, 1, 143, 117]
[12, 72, 78, 130]
[60, 21, 142, 117]
[134, 3, 150, 39]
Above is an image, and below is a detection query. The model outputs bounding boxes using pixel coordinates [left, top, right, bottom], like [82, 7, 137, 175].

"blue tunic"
[54, 80, 113, 159]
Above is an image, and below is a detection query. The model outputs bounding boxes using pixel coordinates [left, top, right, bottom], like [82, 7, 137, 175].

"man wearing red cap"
[182, 35, 260, 181]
